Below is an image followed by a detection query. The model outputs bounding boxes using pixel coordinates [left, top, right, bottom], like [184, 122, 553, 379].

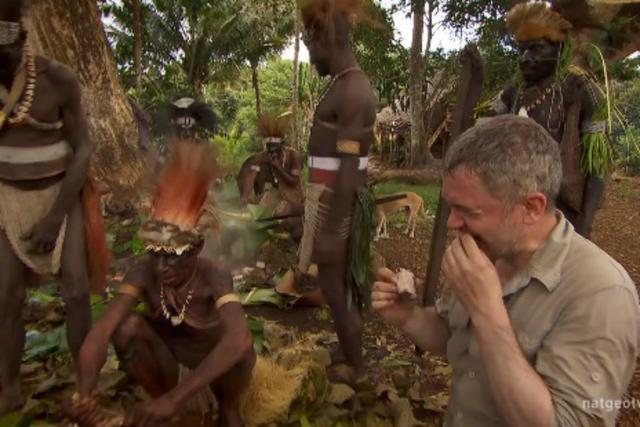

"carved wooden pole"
[422, 44, 484, 306]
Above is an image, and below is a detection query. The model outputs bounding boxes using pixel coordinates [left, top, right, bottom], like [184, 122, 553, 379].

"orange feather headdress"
[257, 113, 288, 145]
[138, 141, 219, 255]
[299, 0, 366, 40]
[506, 2, 572, 43]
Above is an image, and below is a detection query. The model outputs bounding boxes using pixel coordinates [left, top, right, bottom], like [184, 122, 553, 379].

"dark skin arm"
[163, 303, 252, 407]
[24, 65, 91, 253]
[64, 294, 136, 426]
[76, 295, 137, 396]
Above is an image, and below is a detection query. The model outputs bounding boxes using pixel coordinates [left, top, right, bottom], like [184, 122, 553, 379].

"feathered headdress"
[506, 2, 573, 43]
[299, 0, 365, 40]
[138, 141, 219, 255]
[257, 113, 289, 145]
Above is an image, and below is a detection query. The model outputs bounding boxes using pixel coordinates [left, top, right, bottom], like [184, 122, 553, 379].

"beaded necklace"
[4, 42, 37, 127]
[159, 259, 199, 326]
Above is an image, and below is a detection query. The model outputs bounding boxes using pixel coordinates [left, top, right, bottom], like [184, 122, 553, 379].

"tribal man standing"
[0, 0, 108, 415]
[296, 0, 377, 381]
[493, 2, 607, 238]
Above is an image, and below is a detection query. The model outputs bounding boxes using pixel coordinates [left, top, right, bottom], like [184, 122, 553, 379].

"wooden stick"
[422, 44, 484, 306]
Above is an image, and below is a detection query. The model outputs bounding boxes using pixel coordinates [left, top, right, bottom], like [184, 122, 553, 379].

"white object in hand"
[396, 268, 416, 299]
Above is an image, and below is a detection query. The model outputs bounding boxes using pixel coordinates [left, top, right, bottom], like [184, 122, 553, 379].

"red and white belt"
[307, 156, 368, 185]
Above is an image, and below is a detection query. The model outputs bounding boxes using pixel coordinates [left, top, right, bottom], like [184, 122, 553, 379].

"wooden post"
[422, 44, 484, 306]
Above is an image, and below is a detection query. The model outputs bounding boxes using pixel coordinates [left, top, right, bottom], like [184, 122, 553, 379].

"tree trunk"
[132, 0, 142, 94]
[422, 0, 436, 163]
[425, 0, 434, 56]
[290, 11, 301, 150]
[251, 60, 262, 116]
[26, 0, 144, 191]
[409, 0, 426, 167]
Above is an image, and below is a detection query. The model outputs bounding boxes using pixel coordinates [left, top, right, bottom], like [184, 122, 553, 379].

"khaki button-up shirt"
[436, 213, 640, 426]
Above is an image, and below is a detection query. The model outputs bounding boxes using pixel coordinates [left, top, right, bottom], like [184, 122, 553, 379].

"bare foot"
[0, 388, 25, 417]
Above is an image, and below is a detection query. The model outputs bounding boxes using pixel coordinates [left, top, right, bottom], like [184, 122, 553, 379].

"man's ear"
[522, 192, 547, 224]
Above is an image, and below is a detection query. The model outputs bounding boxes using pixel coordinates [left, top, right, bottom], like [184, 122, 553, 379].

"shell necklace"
[1, 42, 36, 128]
[316, 66, 362, 108]
[160, 260, 199, 326]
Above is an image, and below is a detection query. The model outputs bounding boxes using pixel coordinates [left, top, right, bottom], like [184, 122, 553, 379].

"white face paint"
[176, 116, 196, 128]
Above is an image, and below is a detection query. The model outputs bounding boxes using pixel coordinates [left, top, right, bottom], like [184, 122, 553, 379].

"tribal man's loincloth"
[0, 181, 67, 275]
[297, 182, 374, 312]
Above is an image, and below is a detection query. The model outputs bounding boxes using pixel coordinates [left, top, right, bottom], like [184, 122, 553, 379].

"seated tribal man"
[492, 2, 608, 238]
[0, 0, 109, 415]
[238, 114, 303, 208]
[237, 113, 304, 238]
[66, 142, 255, 427]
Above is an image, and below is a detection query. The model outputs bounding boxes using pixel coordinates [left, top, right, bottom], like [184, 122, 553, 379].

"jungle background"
[2, 0, 640, 426]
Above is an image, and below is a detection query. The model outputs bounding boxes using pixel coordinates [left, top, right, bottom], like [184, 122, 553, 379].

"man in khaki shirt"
[372, 115, 640, 427]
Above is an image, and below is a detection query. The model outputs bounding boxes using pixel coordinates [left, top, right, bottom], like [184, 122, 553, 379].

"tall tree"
[409, 0, 426, 166]
[132, 0, 142, 93]
[236, 0, 295, 115]
[290, 8, 302, 149]
[352, 1, 407, 108]
[103, 0, 245, 98]
[27, 0, 144, 190]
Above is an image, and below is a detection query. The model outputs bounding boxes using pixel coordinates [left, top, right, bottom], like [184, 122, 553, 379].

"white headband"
[263, 137, 283, 144]
[0, 21, 20, 46]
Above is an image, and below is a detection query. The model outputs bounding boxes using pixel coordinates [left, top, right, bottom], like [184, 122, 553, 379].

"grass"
[373, 180, 441, 211]
[372, 180, 441, 227]
[619, 187, 640, 200]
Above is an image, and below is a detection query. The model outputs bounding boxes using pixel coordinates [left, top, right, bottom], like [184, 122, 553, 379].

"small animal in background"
[374, 191, 427, 241]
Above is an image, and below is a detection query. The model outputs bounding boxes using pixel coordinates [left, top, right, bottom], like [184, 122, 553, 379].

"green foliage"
[239, 288, 285, 309]
[611, 78, 640, 175]
[23, 296, 109, 362]
[247, 316, 265, 353]
[0, 411, 45, 427]
[101, 0, 294, 102]
[353, 2, 408, 107]
[616, 125, 640, 175]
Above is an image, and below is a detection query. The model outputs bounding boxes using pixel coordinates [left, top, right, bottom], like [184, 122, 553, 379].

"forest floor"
[3, 173, 640, 427]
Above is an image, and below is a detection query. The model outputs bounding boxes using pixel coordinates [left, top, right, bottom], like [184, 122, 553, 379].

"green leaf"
[90, 295, 108, 324]
[300, 415, 312, 427]
[247, 316, 265, 354]
[239, 288, 284, 308]
[113, 240, 132, 255]
[24, 327, 68, 361]
[130, 234, 146, 255]
[247, 204, 269, 221]
[381, 358, 413, 368]
[0, 412, 22, 427]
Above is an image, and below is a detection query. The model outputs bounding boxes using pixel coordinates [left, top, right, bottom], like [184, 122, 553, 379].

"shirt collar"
[502, 210, 573, 296]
